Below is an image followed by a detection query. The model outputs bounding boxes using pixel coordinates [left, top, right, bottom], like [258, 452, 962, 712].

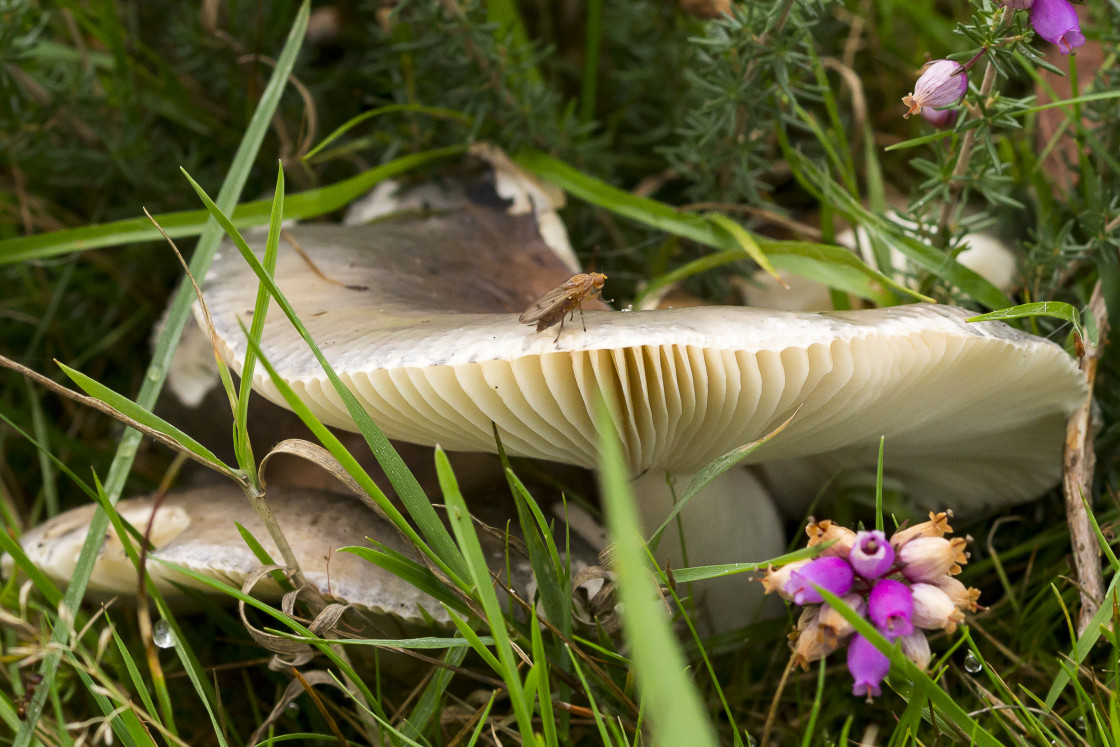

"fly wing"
[518, 284, 574, 325]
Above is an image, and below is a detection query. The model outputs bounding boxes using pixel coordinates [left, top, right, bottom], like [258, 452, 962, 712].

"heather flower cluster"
[902, 0, 1085, 124]
[761, 512, 981, 699]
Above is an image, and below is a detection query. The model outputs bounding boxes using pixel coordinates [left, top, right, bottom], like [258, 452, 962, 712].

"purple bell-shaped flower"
[849, 530, 895, 578]
[1030, 0, 1085, 55]
[787, 556, 855, 605]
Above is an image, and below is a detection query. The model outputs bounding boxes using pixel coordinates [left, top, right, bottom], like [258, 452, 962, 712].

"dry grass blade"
[1063, 280, 1108, 634]
[290, 667, 350, 747]
[259, 439, 369, 501]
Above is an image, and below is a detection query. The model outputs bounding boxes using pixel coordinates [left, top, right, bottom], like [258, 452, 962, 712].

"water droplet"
[146, 365, 164, 382]
[963, 651, 981, 673]
[286, 702, 300, 715]
[1076, 717, 1087, 732]
[152, 619, 175, 649]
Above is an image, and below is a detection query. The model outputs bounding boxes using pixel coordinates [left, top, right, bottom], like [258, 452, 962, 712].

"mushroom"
[3, 483, 600, 631]
[740, 214, 1019, 311]
[196, 182, 1085, 630]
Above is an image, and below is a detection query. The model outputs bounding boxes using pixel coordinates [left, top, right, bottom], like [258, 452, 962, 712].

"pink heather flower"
[1030, 0, 1085, 55]
[759, 513, 976, 700]
[902, 60, 967, 119]
[868, 578, 914, 639]
[850, 530, 895, 578]
[819, 592, 866, 643]
[791, 607, 844, 667]
[898, 536, 968, 582]
[910, 582, 966, 634]
[805, 519, 858, 558]
[933, 575, 982, 612]
[848, 634, 890, 699]
[898, 631, 932, 670]
[788, 556, 855, 605]
[761, 559, 812, 600]
[921, 106, 958, 128]
[890, 511, 953, 551]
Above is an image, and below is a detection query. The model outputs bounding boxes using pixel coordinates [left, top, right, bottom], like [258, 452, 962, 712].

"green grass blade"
[305, 105, 471, 160]
[0, 521, 63, 606]
[566, 646, 619, 746]
[787, 155, 1010, 309]
[705, 211, 784, 286]
[1045, 572, 1120, 706]
[967, 301, 1083, 333]
[180, 169, 470, 586]
[11, 6, 312, 743]
[399, 642, 469, 740]
[234, 321, 467, 589]
[799, 659, 828, 747]
[515, 149, 918, 303]
[147, 557, 384, 717]
[529, 606, 558, 747]
[67, 660, 144, 747]
[341, 544, 471, 617]
[0, 146, 465, 264]
[109, 627, 161, 727]
[57, 361, 231, 471]
[816, 587, 1002, 746]
[648, 410, 797, 552]
[503, 467, 569, 637]
[595, 399, 718, 747]
[234, 161, 286, 482]
[464, 692, 499, 747]
[0, 402, 107, 503]
[86, 476, 180, 737]
[436, 446, 536, 743]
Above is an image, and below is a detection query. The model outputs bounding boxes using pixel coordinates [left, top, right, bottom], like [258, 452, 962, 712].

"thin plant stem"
[935, 6, 1014, 244]
[1063, 279, 1108, 634]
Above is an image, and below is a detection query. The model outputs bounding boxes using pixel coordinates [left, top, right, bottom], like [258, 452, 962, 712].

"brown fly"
[519, 272, 607, 343]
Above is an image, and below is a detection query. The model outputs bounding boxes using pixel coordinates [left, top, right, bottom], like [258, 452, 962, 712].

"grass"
[2, 0, 1119, 744]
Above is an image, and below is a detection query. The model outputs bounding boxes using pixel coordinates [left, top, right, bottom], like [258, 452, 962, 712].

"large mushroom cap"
[201, 218, 1085, 514]
[4, 484, 585, 627]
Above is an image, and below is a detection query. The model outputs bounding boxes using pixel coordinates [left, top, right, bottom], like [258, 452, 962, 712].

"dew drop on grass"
[963, 651, 981, 673]
[153, 619, 175, 649]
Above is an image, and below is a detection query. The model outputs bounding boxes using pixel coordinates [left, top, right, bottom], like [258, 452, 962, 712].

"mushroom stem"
[631, 468, 786, 634]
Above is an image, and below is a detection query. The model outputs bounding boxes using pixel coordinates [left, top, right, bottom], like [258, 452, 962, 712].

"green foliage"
[2, 0, 1120, 743]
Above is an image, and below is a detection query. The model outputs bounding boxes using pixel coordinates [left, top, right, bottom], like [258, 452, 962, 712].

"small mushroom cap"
[201, 216, 1085, 513]
[4, 484, 572, 626]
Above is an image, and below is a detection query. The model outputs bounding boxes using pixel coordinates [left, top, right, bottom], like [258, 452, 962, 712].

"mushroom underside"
[201, 223, 1084, 514]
